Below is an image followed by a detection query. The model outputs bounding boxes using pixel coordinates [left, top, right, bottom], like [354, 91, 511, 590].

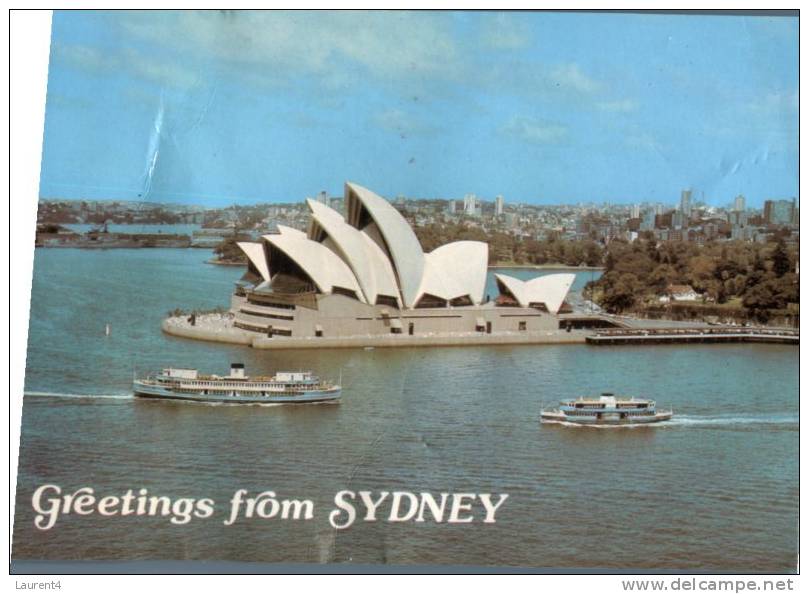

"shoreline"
[489, 264, 603, 271]
[205, 259, 246, 266]
[162, 312, 797, 350]
[35, 243, 207, 249]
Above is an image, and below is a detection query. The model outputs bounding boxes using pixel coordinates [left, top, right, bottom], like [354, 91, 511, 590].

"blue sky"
[39, 10, 798, 208]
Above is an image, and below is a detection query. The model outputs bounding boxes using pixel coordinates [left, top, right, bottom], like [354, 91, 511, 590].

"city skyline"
[40, 11, 798, 208]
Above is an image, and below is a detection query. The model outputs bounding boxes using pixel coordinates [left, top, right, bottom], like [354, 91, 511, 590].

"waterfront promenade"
[162, 313, 589, 349]
[587, 327, 799, 346]
[162, 312, 798, 349]
[162, 313, 800, 349]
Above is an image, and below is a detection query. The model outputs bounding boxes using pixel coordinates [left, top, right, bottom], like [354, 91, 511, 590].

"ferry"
[540, 393, 672, 425]
[133, 363, 341, 404]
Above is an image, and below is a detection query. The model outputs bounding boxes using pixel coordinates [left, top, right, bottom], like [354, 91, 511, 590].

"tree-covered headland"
[590, 234, 798, 324]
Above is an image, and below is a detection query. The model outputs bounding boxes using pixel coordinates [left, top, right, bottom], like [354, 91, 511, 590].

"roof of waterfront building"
[237, 182, 575, 312]
[494, 272, 576, 314]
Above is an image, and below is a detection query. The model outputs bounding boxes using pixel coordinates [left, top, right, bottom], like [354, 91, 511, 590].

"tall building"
[631, 204, 641, 219]
[728, 210, 748, 227]
[495, 195, 505, 217]
[639, 210, 656, 231]
[447, 200, 456, 214]
[655, 203, 664, 215]
[680, 190, 692, 218]
[734, 194, 746, 212]
[763, 199, 796, 225]
[464, 194, 478, 216]
[316, 191, 329, 204]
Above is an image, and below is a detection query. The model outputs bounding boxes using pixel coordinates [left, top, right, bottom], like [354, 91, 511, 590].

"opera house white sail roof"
[344, 182, 426, 308]
[262, 225, 363, 299]
[307, 198, 401, 307]
[494, 272, 576, 314]
[237, 241, 270, 284]
[418, 241, 489, 305]
[236, 182, 575, 313]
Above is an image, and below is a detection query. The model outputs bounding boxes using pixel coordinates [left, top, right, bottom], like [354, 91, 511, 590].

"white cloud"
[116, 11, 462, 84]
[59, 12, 619, 111]
[549, 63, 600, 94]
[477, 60, 604, 104]
[110, 12, 612, 106]
[51, 42, 200, 90]
[500, 116, 567, 144]
[121, 48, 201, 90]
[481, 14, 532, 50]
[51, 42, 118, 73]
[596, 99, 638, 113]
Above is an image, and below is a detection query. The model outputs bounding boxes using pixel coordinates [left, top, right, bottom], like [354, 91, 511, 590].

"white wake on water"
[542, 414, 798, 429]
[24, 391, 133, 400]
[667, 414, 798, 427]
[23, 392, 341, 408]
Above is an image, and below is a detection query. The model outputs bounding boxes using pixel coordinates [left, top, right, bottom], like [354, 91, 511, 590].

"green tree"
[771, 240, 791, 277]
[584, 241, 603, 267]
[213, 237, 249, 263]
[687, 255, 716, 294]
[648, 264, 678, 294]
[600, 272, 641, 313]
[742, 280, 781, 310]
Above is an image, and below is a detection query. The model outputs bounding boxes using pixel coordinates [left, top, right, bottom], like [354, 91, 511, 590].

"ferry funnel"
[230, 363, 245, 379]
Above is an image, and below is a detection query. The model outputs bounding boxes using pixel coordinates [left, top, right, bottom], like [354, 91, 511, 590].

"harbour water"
[13, 248, 798, 571]
[62, 223, 202, 235]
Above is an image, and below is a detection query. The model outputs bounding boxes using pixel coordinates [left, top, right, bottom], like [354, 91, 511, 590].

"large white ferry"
[541, 394, 672, 425]
[133, 363, 341, 404]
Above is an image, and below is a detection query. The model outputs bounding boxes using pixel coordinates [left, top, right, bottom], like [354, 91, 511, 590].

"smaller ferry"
[540, 393, 672, 425]
[133, 363, 341, 404]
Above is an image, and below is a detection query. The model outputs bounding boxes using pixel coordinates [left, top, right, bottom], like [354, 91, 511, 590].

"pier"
[586, 327, 799, 346]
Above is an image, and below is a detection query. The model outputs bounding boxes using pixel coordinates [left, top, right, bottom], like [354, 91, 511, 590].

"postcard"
[10, 9, 799, 575]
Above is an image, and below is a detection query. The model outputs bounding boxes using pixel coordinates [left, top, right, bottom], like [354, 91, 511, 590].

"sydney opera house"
[224, 182, 578, 341]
